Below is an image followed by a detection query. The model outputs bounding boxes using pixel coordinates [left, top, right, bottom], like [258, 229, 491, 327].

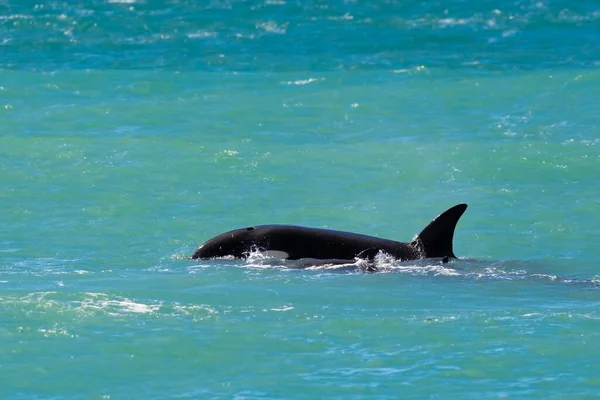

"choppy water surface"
[1, 0, 599, 398]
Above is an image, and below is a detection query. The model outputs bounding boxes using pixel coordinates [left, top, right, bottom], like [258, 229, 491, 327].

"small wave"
[268, 305, 294, 312]
[9, 292, 159, 316]
[0, 14, 32, 21]
[243, 249, 458, 275]
[171, 252, 193, 261]
[37, 325, 75, 338]
[80, 293, 160, 315]
[530, 273, 559, 281]
[304, 260, 369, 272]
[189, 255, 600, 287]
[390, 264, 460, 276]
[172, 304, 218, 319]
[187, 31, 218, 39]
[281, 77, 323, 85]
[391, 65, 428, 74]
[255, 21, 288, 34]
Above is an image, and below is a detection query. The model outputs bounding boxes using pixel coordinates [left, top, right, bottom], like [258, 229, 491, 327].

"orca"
[191, 204, 468, 268]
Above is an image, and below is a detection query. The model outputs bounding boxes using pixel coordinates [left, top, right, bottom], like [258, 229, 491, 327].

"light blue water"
[1, 1, 600, 398]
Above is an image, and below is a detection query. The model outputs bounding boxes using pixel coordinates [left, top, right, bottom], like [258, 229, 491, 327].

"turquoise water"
[1, 0, 600, 398]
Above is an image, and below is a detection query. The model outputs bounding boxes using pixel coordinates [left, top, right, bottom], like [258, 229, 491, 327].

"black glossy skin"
[191, 204, 468, 262]
[192, 225, 422, 261]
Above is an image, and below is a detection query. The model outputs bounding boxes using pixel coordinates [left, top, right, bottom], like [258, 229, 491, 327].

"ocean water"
[1, 0, 600, 398]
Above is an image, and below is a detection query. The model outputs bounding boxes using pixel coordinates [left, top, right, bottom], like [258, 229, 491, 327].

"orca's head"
[191, 227, 257, 259]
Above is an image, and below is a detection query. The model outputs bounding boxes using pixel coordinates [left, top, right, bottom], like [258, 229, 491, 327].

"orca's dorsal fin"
[413, 204, 467, 259]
